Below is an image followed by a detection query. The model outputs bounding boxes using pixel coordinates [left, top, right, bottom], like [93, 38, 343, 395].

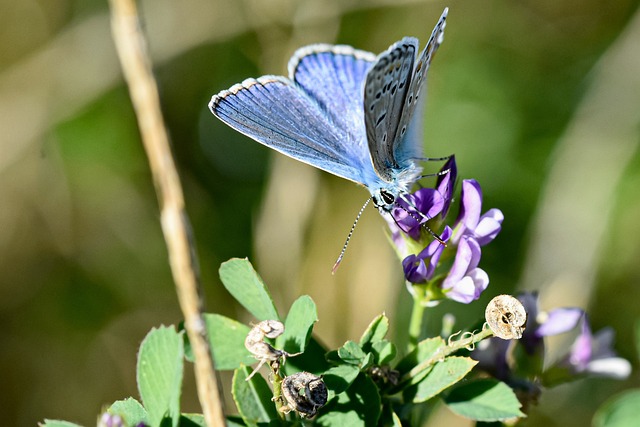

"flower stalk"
[397, 327, 495, 390]
[407, 285, 428, 351]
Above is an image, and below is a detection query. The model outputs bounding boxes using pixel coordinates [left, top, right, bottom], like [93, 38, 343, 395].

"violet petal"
[536, 308, 584, 337]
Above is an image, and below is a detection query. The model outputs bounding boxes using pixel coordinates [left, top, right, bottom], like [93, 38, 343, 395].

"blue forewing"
[209, 8, 448, 212]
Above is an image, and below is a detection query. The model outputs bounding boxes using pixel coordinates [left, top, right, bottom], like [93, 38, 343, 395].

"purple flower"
[519, 292, 584, 354]
[402, 226, 452, 283]
[536, 308, 584, 336]
[441, 236, 488, 303]
[452, 179, 503, 246]
[99, 413, 124, 427]
[392, 188, 445, 241]
[436, 156, 457, 218]
[388, 157, 456, 246]
[473, 293, 630, 392]
[558, 317, 631, 379]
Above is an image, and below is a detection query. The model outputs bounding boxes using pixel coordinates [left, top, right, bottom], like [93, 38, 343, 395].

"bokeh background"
[1, 0, 640, 426]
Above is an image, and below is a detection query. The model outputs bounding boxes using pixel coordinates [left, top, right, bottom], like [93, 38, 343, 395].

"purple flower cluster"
[473, 293, 630, 393]
[389, 157, 503, 303]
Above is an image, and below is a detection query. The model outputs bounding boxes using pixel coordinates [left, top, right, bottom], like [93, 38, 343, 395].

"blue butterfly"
[210, 8, 448, 264]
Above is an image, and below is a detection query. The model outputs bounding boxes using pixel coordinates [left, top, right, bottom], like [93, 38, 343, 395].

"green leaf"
[404, 356, 477, 403]
[108, 397, 148, 426]
[202, 314, 254, 370]
[338, 341, 367, 365]
[316, 374, 381, 427]
[278, 295, 318, 354]
[372, 340, 396, 365]
[225, 416, 248, 427]
[359, 314, 389, 352]
[323, 364, 361, 398]
[39, 421, 83, 427]
[179, 322, 194, 362]
[361, 352, 375, 370]
[395, 337, 446, 375]
[225, 416, 249, 427]
[232, 366, 279, 426]
[593, 389, 640, 427]
[325, 349, 340, 364]
[219, 258, 279, 321]
[444, 379, 525, 421]
[137, 326, 184, 427]
[284, 336, 330, 375]
[178, 414, 205, 427]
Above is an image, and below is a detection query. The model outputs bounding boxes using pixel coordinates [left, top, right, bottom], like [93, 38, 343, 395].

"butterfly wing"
[363, 38, 418, 182]
[289, 44, 375, 154]
[210, 75, 367, 184]
[288, 45, 386, 188]
[393, 8, 448, 165]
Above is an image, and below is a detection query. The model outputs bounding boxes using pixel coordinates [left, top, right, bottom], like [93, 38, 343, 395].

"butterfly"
[210, 8, 448, 267]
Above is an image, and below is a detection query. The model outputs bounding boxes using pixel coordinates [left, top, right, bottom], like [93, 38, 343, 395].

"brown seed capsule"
[281, 372, 328, 418]
[485, 295, 527, 340]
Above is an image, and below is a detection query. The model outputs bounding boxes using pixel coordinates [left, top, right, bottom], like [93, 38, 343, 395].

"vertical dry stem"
[108, 0, 224, 425]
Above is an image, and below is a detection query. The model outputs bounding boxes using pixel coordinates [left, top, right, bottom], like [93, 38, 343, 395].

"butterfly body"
[210, 8, 448, 215]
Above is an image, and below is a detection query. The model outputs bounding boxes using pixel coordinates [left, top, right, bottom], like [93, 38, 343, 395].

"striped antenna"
[332, 197, 372, 274]
[396, 193, 446, 245]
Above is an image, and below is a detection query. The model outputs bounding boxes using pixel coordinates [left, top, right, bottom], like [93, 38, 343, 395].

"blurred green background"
[1, 0, 640, 426]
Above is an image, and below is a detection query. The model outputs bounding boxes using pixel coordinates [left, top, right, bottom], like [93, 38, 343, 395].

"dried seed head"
[245, 320, 284, 347]
[281, 372, 328, 418]
[244, 320, 288, 380]
[485, 294, 527, 340]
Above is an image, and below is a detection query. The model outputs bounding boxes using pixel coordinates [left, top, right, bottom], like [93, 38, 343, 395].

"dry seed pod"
[245, 320, 287, 380]
[281, 371, 328, 418]
[485, 294, 527, 339]
[245, 320, 286, 361]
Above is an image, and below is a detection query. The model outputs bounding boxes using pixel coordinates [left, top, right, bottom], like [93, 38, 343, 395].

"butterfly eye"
[379, 189, 395, 206]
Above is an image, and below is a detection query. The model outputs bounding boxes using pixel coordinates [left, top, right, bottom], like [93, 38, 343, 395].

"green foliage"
[210, 261, 523, 425]
[593, 389, 640, 427]
[403, 356, 477, 403]
[137, 326, 184, 427]
[219, 258, 280, 321]
[360, 314, 390, 350]
[46, 259, 526, 426]
[202, 314, 254, 370]
[316, 374, 382, 427]
[108, 398, 149, 426]
[444, 379, 524, 421]
[278, 295, 318, 354]
[232, 366, 280, 426]
[178, 414, 206, 427]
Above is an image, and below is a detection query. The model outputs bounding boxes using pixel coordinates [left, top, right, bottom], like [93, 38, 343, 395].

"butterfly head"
[372, 188, 398, 213]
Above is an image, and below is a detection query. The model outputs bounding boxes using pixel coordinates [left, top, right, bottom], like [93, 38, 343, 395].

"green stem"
[270, 363, 286, 419]
[399, 326, 494, 388]
[407, 285, 427, 351]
